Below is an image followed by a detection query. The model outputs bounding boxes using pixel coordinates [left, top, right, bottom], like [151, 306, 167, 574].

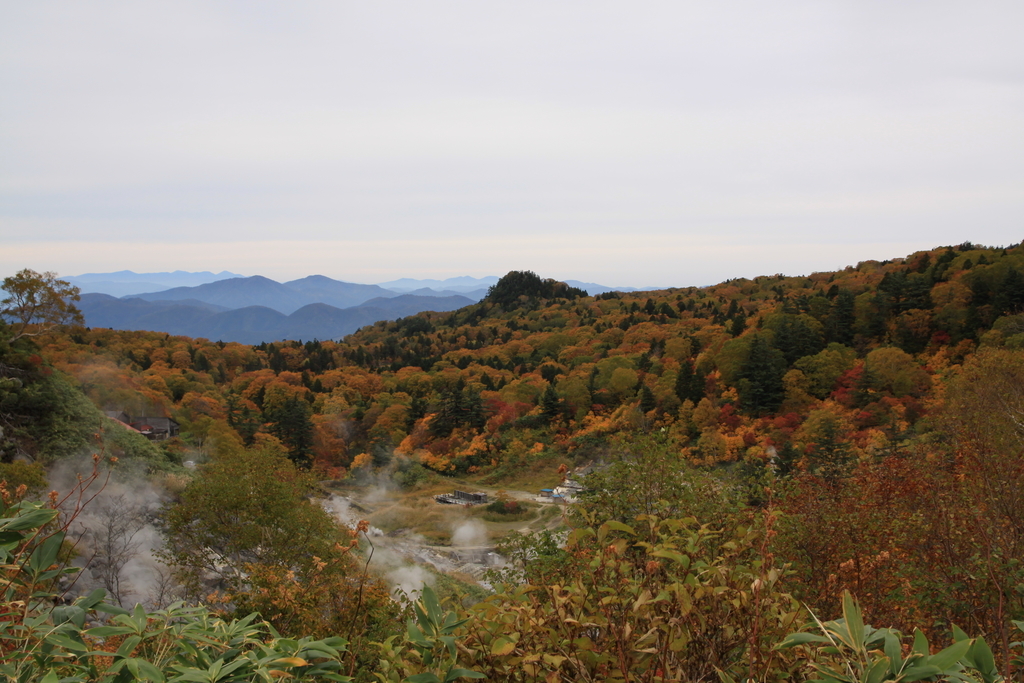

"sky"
[2, 1, 1022, 288]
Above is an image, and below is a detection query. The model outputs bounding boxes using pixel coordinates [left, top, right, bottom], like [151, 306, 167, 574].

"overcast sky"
[2, 1, 1022, 287]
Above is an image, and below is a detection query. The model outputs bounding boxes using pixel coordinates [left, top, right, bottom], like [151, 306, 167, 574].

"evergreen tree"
[638, 384, 657, 413]
[769, 314, 824, 365]
[825, 289, 856, 345]
[267, 395, 314, 467]
[674, 361, 696, 403]
[995, 267, 1024, 315]
[226, 394, 261, 446]
[540, 384, 562, 423]
[460, 387, 487, 430]
[429, 389, 460, 438]
[737, 334, 786, 415]
[539, 364, 559, 383]
[728, 309, 747, 337]
[192, 351, 211, 373]
[268, 346, 287, 373]
[485, 270, 586, 307]
[407, 395, 428, 429]
[656, 301, 679, 318]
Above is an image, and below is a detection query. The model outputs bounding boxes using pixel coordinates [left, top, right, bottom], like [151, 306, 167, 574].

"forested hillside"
[3, 242, 1024, 680]
[37, 242, 1024, 476]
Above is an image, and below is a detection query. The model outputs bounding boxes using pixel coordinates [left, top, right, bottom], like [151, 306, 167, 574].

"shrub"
[0, 491, 356, 682]
[485, 499, 521, 515]
[458, 512, 803, 682]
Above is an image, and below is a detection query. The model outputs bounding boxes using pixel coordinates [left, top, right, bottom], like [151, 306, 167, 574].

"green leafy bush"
[0, 496, 355, 682]
[459, 513, 802, 682]
[778, 591, 1023, 683]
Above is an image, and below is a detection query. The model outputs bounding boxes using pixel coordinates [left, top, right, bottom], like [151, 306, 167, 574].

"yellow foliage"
[692, 398, 718, 430]
[454, 433, 490, 459]
[396, 434, 417, 456]
[416, 450, 453, 472]
[782, 369, 816, 412]
[722, 434, 746, 461]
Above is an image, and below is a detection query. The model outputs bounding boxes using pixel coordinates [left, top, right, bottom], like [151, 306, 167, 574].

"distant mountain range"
[70, 270, 648, 344]
[66, 270, 244, 298]
[127, 275, 400, 315]
[78, 292, 475, 345]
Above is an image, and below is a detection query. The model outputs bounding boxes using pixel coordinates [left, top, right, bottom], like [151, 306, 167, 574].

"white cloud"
[1, 1, 1022, 284]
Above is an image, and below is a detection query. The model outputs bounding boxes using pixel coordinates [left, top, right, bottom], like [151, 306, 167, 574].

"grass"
[475, 500, 536, 524]
[470, 455, 567, 492]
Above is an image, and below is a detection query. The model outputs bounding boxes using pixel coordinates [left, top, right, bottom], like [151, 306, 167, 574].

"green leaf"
[420, 586, 443, 627]
[0, 530, 24, 546]
[87, 626, 136, 638]
[168, 670, 212, 683]
[927, 638, 971, 671]
[902, 665, 942, 682]
[882, 631, 902, 674]
[491, 637, 516, 656]
[28, 531, 64, 575]
[912, 629, 930, 657]
[864, 656, 890, 683]
[967, 637, 997, 680]
[116, 635, 142, 658]
[130, 657, 167, 682]
[406, 674, 442, 683]
[207, 658, 224, 681]
[842, 592, 864, 653]
[216, 657, 253, 679]
[77, 588, 110, 610]
[321, 636, 349, 649]
[130, 603, 149, 630]
[1, 507, 58, 531]
[95, 602, 130, 616]
[443, 668, 485, 682]
[52, 605, 87, 629]
[45, 633, 89, 652]
[602, 520, 635, 535]
[808, 662, 855, 683]
[407, 621, 429, 648]
[777, 633, 832, 648]
[651, 549, 688, 566]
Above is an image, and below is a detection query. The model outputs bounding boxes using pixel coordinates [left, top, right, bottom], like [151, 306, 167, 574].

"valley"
[3, 244, 1024, 679]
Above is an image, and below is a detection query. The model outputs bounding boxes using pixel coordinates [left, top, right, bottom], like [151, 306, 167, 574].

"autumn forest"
[2, 241, 1024, 682]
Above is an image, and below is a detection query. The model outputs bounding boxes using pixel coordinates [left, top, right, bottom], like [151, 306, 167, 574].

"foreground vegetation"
[3, 477, 1023, 681]
[3, 243, 1024, 679]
